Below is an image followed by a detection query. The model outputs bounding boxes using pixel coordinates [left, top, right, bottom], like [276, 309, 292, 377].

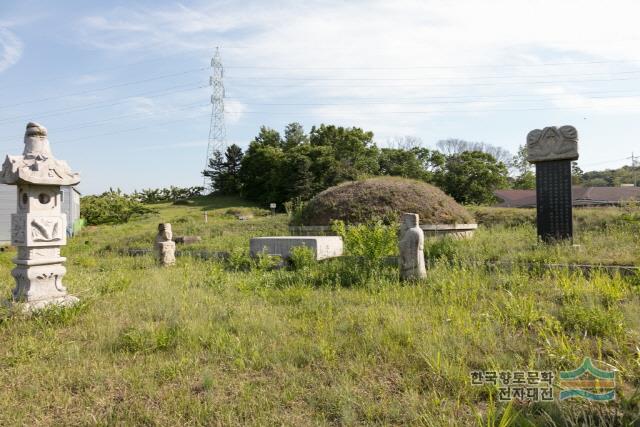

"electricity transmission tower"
[203, 47, 226, 191]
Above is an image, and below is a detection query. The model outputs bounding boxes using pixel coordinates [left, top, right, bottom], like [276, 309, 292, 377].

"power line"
[0, 66, 208, 110]
[2, 104, 637, 151]
[0, 102, 209, 144]
[227, 87, 640, 102]
[0, 83, 207, 126]
[223, 92, 640, 106]
[225, 75, 640, 88]
[4, 90, 640, 142]
[580, 156, 632, 168]
[225, 69, 640, 81]
[224, 58, 640, 70]
[0, 48, 205, 91]
[2, 91, 639, 142]
[1, 112, 214, 148]
[54, 102, 207, 133]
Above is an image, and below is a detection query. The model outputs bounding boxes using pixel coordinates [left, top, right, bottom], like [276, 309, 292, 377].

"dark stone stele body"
[526, 125, 579, 243]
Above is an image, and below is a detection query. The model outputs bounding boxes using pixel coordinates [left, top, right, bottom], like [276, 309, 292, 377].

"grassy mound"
[300, 177, 474, 226]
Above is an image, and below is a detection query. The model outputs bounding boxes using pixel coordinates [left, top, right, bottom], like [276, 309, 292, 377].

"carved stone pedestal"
[1, 122, 80, 312]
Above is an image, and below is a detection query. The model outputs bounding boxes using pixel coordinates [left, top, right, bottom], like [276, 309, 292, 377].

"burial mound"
[299, 177, 474, 226]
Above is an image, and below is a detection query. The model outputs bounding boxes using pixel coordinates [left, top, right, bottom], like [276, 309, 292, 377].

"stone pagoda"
[1, 122, 80, 311]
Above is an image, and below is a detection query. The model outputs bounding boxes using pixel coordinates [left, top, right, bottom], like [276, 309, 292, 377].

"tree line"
[203, 122, 581, 207]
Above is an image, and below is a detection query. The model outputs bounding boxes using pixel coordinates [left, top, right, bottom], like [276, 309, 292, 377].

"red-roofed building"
[494, 187, 640, 208]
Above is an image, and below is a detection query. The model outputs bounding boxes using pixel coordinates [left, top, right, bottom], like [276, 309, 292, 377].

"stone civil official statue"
[398, 213, 427, 281]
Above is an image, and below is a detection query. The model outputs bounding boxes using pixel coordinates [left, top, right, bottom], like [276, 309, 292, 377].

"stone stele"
[526, 125, 579, 163]
[398, 213, 427, 281]
[155, 223, 176, 266]
[1, 122, 81, 312]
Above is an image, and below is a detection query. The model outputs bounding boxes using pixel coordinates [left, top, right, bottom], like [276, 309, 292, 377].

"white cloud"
[224, 98, 247, 124]
[76, 0, 640, 139]
[0, 27, 23, 72]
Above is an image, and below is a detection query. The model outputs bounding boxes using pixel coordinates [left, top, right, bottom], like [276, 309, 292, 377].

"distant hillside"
[581, 164, 638, 187]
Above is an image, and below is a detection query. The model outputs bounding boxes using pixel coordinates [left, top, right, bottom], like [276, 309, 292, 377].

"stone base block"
[250, 236, 343, 260]
[11, 263, 70, 301]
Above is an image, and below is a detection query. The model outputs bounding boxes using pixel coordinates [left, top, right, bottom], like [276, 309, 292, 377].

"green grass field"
[1, 198, 639, 426]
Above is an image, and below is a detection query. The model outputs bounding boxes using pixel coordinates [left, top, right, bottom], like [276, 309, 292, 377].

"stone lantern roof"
[0, 122, 80, 186]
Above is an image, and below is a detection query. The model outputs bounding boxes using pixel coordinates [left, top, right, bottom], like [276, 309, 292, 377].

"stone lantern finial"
[1, 122, 79, 186]
[23, 122, 53, 160]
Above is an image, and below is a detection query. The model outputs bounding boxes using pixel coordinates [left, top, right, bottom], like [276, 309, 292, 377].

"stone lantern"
[0, 122, 80, 311]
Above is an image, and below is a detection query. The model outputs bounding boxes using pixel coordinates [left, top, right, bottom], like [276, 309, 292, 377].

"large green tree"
[203, 144, 244, 195]
[239, 123, 381, 206]
[510, 144, 535, 189]
[436, 151, 509, 204]
[378, 147, 444, 182]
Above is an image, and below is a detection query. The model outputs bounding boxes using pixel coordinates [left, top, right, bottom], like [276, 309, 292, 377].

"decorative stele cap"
[526, 125, 579, 163]
[0, 122, 80, 186]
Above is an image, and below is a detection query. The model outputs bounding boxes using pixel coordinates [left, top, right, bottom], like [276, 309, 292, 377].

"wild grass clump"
[559, 305, 624, 338]
[30, 301, 90, 327]
[112, 322, 183, 354]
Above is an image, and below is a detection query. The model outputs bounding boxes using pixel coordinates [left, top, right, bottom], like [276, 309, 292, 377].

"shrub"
[226, 248, 252, 272]
[284, 197, 305, 226]
[424, 237, 461, 264]
[252, 250, 282, 271]
[332, 220, 396, 265]
[289, 246, 316, 270]
[81, 189, 156, 225]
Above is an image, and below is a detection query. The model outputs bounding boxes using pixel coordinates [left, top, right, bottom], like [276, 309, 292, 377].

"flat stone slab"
[250, 236, 343, 260]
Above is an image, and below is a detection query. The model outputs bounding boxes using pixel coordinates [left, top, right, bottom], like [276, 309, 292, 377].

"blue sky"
[1, 0, 639, 194]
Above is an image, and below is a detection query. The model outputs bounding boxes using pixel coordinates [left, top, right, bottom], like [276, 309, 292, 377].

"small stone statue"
[398, 213, 426, 281]
[155, 223, 176, 266]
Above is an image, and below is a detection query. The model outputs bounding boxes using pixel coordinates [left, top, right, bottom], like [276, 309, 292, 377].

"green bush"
[284, 197, 305, 226]
[424, 237, 461, 263]
[289, 246, 316, 270]
[331, 220, 396, 265]
[81, 189, 157, 225]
